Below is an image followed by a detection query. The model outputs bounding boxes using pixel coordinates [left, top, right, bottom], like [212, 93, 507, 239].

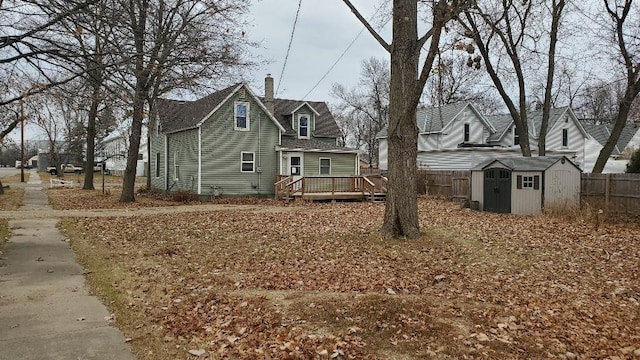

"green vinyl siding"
[303, 153, 357, 176]
[200, 90, 280, 196]
[167, 129, 199, 192]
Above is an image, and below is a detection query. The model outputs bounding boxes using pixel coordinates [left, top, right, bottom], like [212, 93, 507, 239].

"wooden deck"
[275, 175, 387, 202]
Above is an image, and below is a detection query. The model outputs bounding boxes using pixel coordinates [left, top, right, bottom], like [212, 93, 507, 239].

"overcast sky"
[246, 0, 390, 104]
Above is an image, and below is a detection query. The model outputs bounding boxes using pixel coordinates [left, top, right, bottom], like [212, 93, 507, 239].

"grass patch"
[0, 172, 29, 183]
[0, 187, 25, 210]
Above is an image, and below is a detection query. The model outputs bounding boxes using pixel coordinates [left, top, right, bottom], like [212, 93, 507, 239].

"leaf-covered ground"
[61, 198, 640, 359]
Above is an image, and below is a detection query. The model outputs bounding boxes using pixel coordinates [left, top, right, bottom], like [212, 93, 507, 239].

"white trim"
[290, 102, 320, 116]
[234, 101, 250, 131]
[276, 146, 360, 154]
[197, 126, 202, 194]
[355, 153, 360, 175]
[319, 157, 331, 175]
[287, 152, 304, 177]
[298, 114, 310, 139]
[173, 150, 180, 181]
[164, 135, 168, 190]
[240, 151, 255, 173]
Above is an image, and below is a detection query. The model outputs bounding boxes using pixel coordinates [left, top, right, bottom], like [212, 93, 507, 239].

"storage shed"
[471, 156, 581, 215]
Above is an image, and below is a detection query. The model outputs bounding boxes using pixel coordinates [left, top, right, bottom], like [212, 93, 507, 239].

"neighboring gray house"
[470, 156, 582, 215]
[378, 102, 590, 171]
[150, 76, 359, 196]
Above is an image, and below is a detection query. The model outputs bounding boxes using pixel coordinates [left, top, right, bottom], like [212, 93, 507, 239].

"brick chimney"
[264, 74, 274, 115]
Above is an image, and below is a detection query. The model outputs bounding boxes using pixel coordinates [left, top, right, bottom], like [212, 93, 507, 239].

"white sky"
[246, 0, 390, 103]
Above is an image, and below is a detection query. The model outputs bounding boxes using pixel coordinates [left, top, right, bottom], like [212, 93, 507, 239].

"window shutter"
[517, 175, 522, 189]
[534, 175, 540, 190]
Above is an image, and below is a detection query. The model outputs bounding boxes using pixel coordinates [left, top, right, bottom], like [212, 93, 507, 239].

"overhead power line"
[302, 1, 390, 100]
[276, 0, 303, 95]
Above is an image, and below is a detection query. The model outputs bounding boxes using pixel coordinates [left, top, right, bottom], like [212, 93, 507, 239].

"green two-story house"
[150, 75, 360, 197]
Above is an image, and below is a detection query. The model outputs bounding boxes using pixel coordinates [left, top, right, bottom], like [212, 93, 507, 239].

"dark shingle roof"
[279, 138, 358, 152]
[157, 83, 240, 133]
[580, 121, 640, 155]
[262, 98, 342, 138]
[420, 102, 470, 133]
[486, 114, 514, 142]
[472, 156, 579, 171]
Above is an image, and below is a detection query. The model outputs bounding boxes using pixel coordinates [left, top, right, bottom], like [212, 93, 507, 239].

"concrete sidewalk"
[0, 171, 136, 360]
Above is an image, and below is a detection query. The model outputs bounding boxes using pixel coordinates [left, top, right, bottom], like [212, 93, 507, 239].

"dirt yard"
[59, 197, 640, 359]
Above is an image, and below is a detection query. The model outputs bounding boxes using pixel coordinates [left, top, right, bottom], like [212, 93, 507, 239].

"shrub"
[626, 147, 640, 173]
[170, 190, 199, 203]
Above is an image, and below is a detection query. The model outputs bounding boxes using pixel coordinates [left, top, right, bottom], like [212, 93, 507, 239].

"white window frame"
[562, 128, 568, 147]
[319, 157, 331, 175]
[240, 152, 255, 173]
[463, 123, 470, 142]
[234, 101, 250, 131]
[298, 114, 310, 139]
[173, 151, 180, 181]
[522, 175, 534, 189]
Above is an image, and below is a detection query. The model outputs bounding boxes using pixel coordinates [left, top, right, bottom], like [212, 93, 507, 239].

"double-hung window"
[235, 102, 250, 130]
[319, 158, 331, 175]
[463, 123, 470, 142]
[173, 151, 180, 180]
[298, 115, 309, 139]
[241, 152, 255, 172]
[513, 126, 520, 146]
[562, 129, 568, 147]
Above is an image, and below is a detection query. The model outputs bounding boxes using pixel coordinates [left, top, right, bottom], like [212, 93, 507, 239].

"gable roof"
[262, 97, 342, 138]
[472, 155, 580, 172]
[486, 107, 587, 142]
[377, 101, 493, 138]
[580, 121, 640, 155]
[157, 83, 285, 134]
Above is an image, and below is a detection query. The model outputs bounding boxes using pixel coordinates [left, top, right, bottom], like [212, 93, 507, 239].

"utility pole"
[20, 99, 25, 183]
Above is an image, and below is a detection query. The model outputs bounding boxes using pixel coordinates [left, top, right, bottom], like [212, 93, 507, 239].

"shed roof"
[471, 156, 580, 172]
[278, 138, 359, 153]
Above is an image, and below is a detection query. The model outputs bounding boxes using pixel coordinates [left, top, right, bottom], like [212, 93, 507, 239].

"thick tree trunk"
[83, 81, 99, 190]
[120, 91, 144, 202]
[381, 0, 420, 239]
[592, 95, 633, 173]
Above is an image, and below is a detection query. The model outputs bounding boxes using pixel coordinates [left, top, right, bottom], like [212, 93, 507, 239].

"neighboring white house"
[101, 127, 148, 176]
[378, 102, 591, 171]
[581, 121, 640, 172]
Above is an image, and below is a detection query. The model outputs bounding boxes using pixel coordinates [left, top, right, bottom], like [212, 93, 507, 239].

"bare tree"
[343, 0, 472, 238]
[538, 0, 566, 156]
[331, 57, 389, 167]
[592, 0, 640, 173]
[112, 0, 256, 202]
[459, 0, 542, 157]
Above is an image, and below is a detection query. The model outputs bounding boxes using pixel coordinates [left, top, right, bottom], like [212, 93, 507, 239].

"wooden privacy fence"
[422, 171, 640, 215]
[581, 173, 640, 215]
[420, 170, 470, 200]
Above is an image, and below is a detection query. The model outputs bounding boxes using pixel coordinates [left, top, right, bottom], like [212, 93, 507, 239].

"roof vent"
[238, 88, 246, 99]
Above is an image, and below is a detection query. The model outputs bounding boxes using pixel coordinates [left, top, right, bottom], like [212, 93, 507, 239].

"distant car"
[46, 164, 83, 175]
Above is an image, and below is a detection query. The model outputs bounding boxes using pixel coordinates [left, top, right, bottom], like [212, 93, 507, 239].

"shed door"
[483, 169, 511, 213]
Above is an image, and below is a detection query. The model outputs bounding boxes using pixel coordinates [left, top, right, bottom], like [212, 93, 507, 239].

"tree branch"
[342, 0, 390, 52]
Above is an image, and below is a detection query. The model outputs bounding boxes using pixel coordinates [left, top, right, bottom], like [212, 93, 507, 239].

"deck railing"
[275, 175, 386, 201]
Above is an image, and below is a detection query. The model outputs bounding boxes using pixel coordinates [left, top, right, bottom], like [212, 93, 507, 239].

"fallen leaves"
[61, 197, 640, 359]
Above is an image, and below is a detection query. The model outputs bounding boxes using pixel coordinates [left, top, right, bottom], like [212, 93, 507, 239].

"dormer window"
[235, 101, 250, 131]
[298, 114, 309, 139]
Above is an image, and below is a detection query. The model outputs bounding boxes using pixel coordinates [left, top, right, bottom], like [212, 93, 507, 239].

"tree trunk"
[83, 79, 99, 190]
[120, 91, 144, 202]
[381, 0, 420, 239]
[592, 93, 633, 173]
